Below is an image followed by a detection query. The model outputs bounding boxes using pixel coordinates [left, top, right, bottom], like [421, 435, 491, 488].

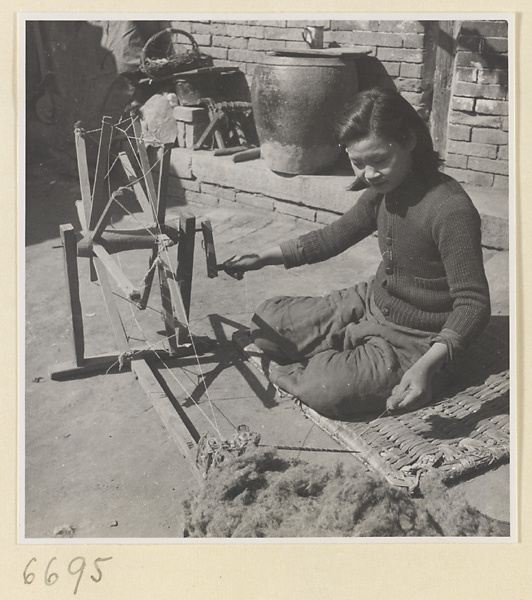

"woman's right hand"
[222, 254, 266, 279]
[221, 246, 284, 279]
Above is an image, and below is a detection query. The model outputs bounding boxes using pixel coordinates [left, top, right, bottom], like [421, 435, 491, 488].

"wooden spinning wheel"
[50, 108, 222, 482]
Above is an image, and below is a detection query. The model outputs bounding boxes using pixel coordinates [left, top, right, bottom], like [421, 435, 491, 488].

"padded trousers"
[250, 281, 436, 418]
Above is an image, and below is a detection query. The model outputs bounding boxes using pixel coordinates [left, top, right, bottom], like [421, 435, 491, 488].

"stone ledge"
[169, 148, 510, 250]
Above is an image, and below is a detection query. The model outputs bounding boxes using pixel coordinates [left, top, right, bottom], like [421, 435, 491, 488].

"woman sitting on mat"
[222, 88, 491, 419]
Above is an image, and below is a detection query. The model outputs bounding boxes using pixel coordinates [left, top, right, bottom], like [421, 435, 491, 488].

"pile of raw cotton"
[183, 448, 508, 538]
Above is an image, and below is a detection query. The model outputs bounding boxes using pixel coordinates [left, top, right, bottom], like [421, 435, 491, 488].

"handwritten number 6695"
[23, 556, 112, 594]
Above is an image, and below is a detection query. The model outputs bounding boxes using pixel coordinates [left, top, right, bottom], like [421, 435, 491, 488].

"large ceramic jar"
[251, 54, 358, 175]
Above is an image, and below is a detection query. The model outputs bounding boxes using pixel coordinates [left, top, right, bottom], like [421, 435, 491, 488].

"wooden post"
[156, 144, 172, 225]
[130, 106, 158, 207]
[201, 221, 218, 279]
[74, 123, 92, 228]
[89, 116, 114, 230]
[118, 151, 155, 222]
[138, 247, 158, 310]
[60, 224, 85, 367]
[157, 260, 179, 354]
[429, 21, 462, 159]
[176, 214, 196, 322]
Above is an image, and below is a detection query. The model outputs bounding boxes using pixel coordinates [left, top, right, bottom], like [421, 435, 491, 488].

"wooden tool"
[232, 147, 261, 163]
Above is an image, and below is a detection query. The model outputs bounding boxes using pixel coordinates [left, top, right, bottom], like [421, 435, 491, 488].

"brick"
[246, 21, 287, 27]
[450, 110, 504, 128]
[476, 99, 508, 115]
[477, 69, 508, 86]
[396, 77, 425, 93]
[378, 21, 425, 33]
[234, 24, 271, 38]
[451, 97, 475, 112]
[176, 121, 186, 147]
[457, 67, 477, 83]
[443, 166, 494, 187]
[378, 62, 400, 77]
[502, 117, 509, 131]
[284, 41, 310, 51]
[185, 189, 220, 207]
[178, 178, 201, 192]
[331, 20, 379, 31]
[285, 20, 330, 28]
[170, 21, 193, 32]
[273, 199, 316, 222]
[325, 31, 358, 45]
[225, 24, 265, 38]
[457, 36, 482, 53]
[346, 31, 403, 47]
[169, 149, 193, 179]
[376, 47, 424, 63]
[248, 37, 285, 51]
[173, 106, 208, 124]
[264, 27, 306, 41]
[498, 146, 509, 160]
[454, 82, 507, 100]
[484, 37, 508, 54]
[212, 35, 248, 49]
[207, 47, 228, 60]
[236, 191, 274, 212]
[444, 153, 468, 169]
[456, 50, 508, 70]
[200, 182, 236, 202]
[493, 175, 509, 189]
[468, 157, 509, 175]
[447, 140, 498, 159]
[192, 22, 227, 35]
[403, 33, 425, 49]
[448, 125, 471, 141]
[462, 20, 508, 38]
[471, 128, 508, 145]
[227, 49, 265, 63]
[212, 59, 234, 70]
[400, 63, 424, 78]
[191, 33, 211, 47]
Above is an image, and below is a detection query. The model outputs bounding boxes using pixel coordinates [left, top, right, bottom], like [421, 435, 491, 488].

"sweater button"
[382, 307, 390, 316]
[385, 237, 392, 246]
[386, 266, 393, 275]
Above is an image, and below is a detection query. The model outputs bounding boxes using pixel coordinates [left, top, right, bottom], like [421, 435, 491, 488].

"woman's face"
[346, 133, 415, 194]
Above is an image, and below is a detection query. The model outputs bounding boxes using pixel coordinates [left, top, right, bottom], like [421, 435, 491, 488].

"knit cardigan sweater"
[280, 172, 491, 353]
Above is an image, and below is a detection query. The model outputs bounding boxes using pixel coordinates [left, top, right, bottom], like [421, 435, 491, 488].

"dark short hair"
[337, 88, 442, 184]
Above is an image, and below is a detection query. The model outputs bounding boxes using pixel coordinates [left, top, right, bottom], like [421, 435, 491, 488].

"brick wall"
[169, 19, 509, 191]
[171, 19, 428, 112]
[444, 20, 509, 189]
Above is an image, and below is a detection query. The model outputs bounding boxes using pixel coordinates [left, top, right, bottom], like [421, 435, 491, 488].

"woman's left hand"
[387, 367, 433, 413]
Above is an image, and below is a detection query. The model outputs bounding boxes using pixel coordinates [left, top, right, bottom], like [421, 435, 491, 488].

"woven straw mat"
[233, 324, 510, 490]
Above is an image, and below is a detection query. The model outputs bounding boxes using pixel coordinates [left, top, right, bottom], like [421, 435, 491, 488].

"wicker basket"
[140, 28, 214, 80]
